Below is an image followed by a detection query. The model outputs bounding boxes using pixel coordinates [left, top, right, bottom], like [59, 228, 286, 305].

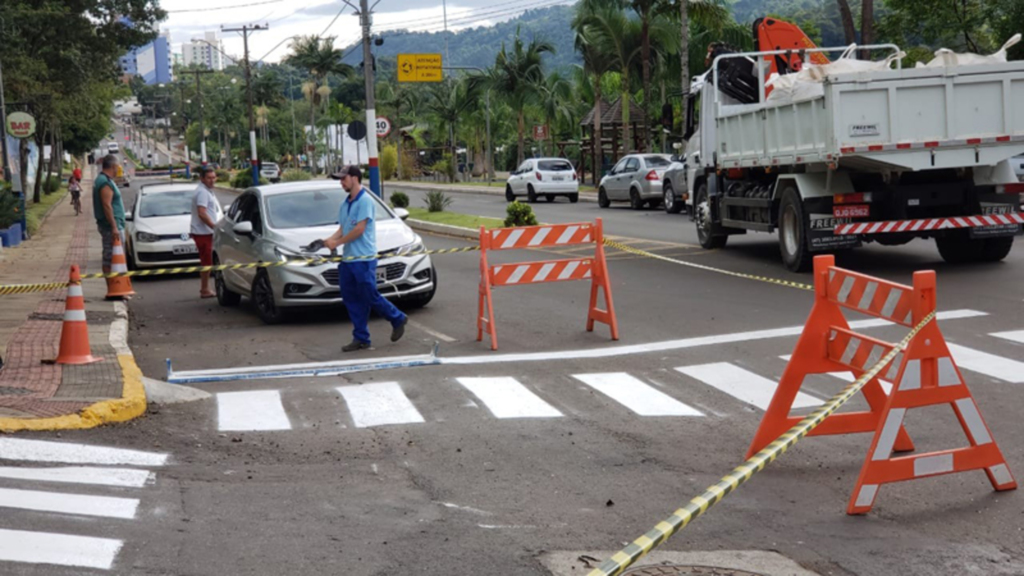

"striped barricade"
[477, 220, 618, 350]
[747, 255, 1015, 514]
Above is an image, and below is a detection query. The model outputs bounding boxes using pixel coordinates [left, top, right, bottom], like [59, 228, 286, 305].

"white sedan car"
[125, 183, 223, 269]
[505, 157, 579, 203]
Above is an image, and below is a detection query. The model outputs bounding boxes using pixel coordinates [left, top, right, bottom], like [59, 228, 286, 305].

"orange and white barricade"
[747, 255, 1015, 514]
[477, 219, 618, 350]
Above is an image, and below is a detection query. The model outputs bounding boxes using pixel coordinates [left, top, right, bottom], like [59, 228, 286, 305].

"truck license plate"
[172, 244, 198, 255]
[834, 204, 870, 218]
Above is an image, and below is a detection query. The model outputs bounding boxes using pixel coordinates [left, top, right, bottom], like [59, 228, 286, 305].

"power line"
[385, 0, 572, 35]
[166, 0, 282, 14]
[319, 6, 349, 37]
[378, 0, 551, 31]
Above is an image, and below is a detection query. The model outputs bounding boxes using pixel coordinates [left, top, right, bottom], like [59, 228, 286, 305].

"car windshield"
[643, 155, 671, 167]
[139, 191, 192, 218]
[538, 160, 572, 171]
[263, 163, 278, 169]
[265, 188, 394, 229]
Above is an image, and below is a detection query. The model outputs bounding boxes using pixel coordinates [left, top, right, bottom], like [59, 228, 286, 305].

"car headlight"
[136, 231, 160, 243]
[274, 246, 318, 265]
[394, 240, 425, 256]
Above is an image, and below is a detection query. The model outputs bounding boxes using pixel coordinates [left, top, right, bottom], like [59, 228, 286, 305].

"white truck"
[680, 44, 1024, 271]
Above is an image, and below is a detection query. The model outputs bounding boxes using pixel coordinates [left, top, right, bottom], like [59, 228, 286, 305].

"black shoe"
[342, 340, 371, 352]
[390, 317, 407, 342]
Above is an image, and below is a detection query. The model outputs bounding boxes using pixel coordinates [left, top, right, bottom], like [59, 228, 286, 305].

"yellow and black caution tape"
[0, 281, 70, 296]
[602, 238, 814, 291]
[586, 310, 936, 576]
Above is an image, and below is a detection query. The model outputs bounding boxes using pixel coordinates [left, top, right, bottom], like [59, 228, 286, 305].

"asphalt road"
[6, 173, 1023, 576]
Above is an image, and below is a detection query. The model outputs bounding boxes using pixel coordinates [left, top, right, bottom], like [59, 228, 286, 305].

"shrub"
[215, 169, 231, 183]
[504, 201, 538, 227]
[380, 144, 398, 181]
[281, 168, 311, 182]
[230, 170, 268, 189]
[399, 150, 417, 180]
[0, 192, 20, 229]
[430, 153, 455, 183]
[424, 189, 453, 213]
[44, 176, 61, 194]
[389, 191, 410, 208]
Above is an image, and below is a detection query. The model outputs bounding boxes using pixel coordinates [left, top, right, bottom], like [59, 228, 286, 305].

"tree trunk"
[309, 86, 317, 174]
[32, 127, 46, 204]
[680, 0, 689, 101]
[837, 0, 857, 45]
[517, 110, 525, 165]
[45, 128, 58, 194]
[621, 80, 631, 155]
[641, 15, 652, 153]
[396, 103, 403, 180]
[860, 0, 874, 59]
[19, 137, 29, 198]
[592, 82, 602, 185]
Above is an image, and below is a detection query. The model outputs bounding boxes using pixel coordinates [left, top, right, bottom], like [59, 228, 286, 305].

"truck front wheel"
[778, 187, 812, 272]
[695, 183, 727, 249]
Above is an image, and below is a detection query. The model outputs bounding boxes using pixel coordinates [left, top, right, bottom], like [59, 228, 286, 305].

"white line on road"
[217, 390, 292, 432]
[990, 330, 1024, 345]
[572, 373, 703, 416]
[779, 355, 892, 393]
[0, 487, 139, 519]
[947, 343, 1024, 383]
[675, 363, 823, 411]
[456, 377, 563, 418]
[0, 529, 123, 570]
[408, 318, 457, 343]
[0, 466, 154, 488]
[336, 382, 426, 428]
[0, 438, 168, 467]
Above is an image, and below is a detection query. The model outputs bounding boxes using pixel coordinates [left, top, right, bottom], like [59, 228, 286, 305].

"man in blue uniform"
[322, 166, 407, 352]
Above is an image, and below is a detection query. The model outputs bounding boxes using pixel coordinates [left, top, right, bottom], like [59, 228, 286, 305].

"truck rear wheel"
[778, 186, 812, 272]
[695, 182, 727, 249]
[981, 236, 1013, 262]
[936, 233, 984, 264]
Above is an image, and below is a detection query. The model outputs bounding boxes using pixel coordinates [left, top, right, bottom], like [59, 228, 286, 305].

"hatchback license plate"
[552, 176, 565, 181]
[172, 244, 198, 255]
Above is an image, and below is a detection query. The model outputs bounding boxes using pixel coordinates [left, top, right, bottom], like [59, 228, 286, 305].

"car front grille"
[321, 263, 406, 286]
[137, 251, 197, 263]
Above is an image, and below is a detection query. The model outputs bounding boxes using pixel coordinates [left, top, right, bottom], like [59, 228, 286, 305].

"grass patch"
[407, 207, 505, 230]
[27, 184, 69, 235]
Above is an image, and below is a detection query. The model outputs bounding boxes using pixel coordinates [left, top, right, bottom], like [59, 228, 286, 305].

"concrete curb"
[0, 302, 148, 432]
[389, 181, 600, 203]
[407, 219, 480, 241]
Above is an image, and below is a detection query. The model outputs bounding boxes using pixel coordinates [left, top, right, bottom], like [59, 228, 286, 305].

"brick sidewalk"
[0, 175, 128, 421]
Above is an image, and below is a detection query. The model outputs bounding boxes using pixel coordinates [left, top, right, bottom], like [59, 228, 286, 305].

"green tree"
[485, 29, 555, 164]
[286, 35, 353, 173]
[538, 72, 573, 156]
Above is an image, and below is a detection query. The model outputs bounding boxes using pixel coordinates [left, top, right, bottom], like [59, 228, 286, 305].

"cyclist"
[69, 170, 83, 216]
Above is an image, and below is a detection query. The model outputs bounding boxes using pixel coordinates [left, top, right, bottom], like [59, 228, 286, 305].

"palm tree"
[424, 77, 477, 173]
[486, 28, 554, 165]
[577, 6, 643, 152]
[537, 71, 573, 156]
[678, 0, 732, 103]
[286, 35, 353, 173]
[573, 16, 615, 184]
[378, 82, 421, 179]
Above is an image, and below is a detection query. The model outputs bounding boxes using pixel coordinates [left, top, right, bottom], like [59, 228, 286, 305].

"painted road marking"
[0, 487, 139, 519]
[572, 373, 703, 416]
[408, 318, 457, 343]
[336, 382, 425, 428]
[779, 355, 893, 393]
[0, 529, 123, 570]
[947, 343, 1024, 383]
[217, 390, 292, 432]
[0, 466, 154, 488]
[990, 330, 1024, 345]
[456, 377, 563, 418]
[675, 363, 823, 411]
[0, 438, 168, 467]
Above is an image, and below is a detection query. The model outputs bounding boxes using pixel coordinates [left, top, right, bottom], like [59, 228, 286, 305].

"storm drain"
[623, 566, 765, 576]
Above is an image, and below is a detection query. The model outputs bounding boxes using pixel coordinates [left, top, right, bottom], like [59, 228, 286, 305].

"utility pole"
[358, 0, 381, 196]
[0, 56, 10, 182]
[289, 73, 297, 169]
[223, 23, 268, 187]
[181, 69, 213, 165]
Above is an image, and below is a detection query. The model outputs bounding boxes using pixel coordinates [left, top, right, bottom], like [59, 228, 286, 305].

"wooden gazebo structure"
[577, 97, 648, 184]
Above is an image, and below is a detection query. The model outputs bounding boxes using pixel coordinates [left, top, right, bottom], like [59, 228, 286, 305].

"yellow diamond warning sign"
[397, 53, 443, 83]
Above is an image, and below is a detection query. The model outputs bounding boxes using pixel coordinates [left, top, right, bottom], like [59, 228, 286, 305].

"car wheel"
[404, 267, 437, 309]
[695, 182, 728, 250]
[252, 270, 285, 324]
[598, 187, 610, 208]
[778, 186, 812, 272]
[126, 242, 137, 271]
[214, 254, 241, 307]
[664, 182, 683, 214]
[629, 188, 644, 211]
[568, 193, 579, 204]
[527, 185, 538, 203]
[505, 186, 515, 202]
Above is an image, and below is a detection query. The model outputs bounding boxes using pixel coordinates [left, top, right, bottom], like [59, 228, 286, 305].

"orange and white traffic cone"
[105, 231, 135, 299]
[55, 265, 103, 365]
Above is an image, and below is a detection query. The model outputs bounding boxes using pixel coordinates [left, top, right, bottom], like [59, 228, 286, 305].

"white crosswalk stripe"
[675, 362, 823, 411]
[947, 343, 1024, 383]
[0, 487, 139, 519]
[572, 372, 703, 416]
[0, 466, 153, 488]
[0, 529, 123, 570]
[456, 377, 562, 418]
[990, 330, 1024, 345]
[337, 381, 425, 428]
[217, 390, 292, 431]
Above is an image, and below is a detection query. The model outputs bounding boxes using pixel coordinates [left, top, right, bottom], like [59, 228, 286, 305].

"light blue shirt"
[340, 187, 376, 258]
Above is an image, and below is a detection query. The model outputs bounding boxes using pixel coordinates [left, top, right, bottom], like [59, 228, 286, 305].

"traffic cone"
[55, 265, 102, 365]
[105, 231, 135, 299]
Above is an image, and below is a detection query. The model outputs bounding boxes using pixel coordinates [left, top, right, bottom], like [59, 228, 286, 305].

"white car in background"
[505, 157, 579, 203]
[125, 183, 223, 269]
[260, 161, 282, 183]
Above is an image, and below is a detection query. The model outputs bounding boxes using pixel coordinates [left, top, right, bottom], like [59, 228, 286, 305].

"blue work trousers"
[338, 260, 406, 344]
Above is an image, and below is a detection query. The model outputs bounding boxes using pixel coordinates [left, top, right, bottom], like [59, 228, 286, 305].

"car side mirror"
[125, 213, 134, 221]
[393, 207, 410, 221]
[233, 221, 253, 236]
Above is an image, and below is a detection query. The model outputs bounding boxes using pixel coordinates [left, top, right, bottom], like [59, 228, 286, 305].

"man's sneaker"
[342, 340, 371, 352]
[391, 317, 407, 342]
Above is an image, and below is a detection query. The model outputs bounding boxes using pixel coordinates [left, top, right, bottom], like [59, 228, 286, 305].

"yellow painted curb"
[0, 354, 148, 433]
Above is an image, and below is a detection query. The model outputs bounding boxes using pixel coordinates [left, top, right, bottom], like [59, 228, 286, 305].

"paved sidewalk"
[0, 175, 146, 431]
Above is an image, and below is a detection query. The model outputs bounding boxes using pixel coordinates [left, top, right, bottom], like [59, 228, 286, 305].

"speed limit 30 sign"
[375, 117, 392, 139]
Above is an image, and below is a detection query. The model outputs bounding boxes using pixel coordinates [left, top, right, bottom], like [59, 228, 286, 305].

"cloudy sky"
[160, 0, 570, 64]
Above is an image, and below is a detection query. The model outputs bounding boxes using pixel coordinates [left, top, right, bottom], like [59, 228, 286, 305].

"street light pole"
[182, 69, 213, 165]
[223, 23, 268, 186]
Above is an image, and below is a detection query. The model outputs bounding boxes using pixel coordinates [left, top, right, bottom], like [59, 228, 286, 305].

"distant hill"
[344, 4, 581, 73]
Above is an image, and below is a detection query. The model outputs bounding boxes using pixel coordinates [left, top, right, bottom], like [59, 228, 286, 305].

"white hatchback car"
[125, 183, 223, 269]
[505, 157, 579, 203]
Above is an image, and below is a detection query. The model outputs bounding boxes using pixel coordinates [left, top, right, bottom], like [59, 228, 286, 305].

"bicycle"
[69, 182, 82, 216]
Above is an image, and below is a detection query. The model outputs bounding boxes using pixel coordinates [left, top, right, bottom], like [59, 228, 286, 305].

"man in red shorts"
[190, 167, 220, 298]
